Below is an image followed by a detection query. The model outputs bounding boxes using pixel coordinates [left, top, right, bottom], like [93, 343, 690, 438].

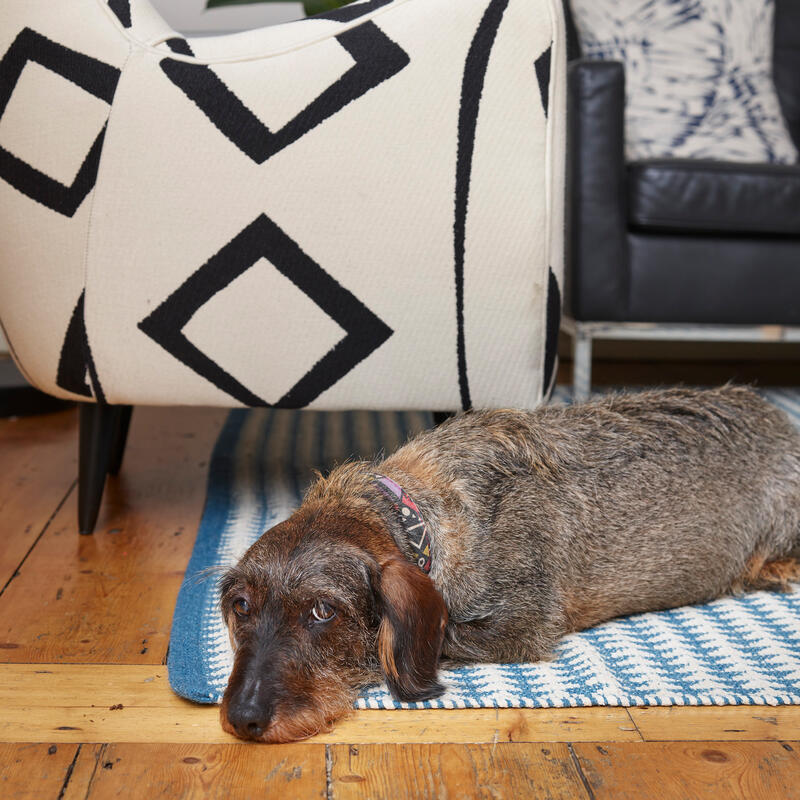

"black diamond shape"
[0, 28, 120, 217]
[138, 214, 393, 408]
[160, 20, 409, 164]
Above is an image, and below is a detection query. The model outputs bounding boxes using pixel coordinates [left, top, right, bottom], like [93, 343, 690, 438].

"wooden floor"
[2, 373, 800, 798]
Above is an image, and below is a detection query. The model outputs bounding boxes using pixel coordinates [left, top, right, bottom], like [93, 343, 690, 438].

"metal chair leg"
[572, 327, 593, 403]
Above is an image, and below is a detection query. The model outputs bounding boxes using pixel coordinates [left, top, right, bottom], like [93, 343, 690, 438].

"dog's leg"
[442, 614, 560, 663]
[741, 555, 800, 593]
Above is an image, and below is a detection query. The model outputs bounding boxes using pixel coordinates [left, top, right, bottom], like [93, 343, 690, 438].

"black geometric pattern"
[0, 28, 120, 217]
[1, 1, 557, 409]
[56, 290, 105, 401]
[138, 214, 393, 408]
[165, 38, 194, 57]
[108, 0, 132, 29]
[455, 0, 510, 411]
[535, 45, 551, 117]
[160, 21, 409, 164]
[543, 267, 561, 393]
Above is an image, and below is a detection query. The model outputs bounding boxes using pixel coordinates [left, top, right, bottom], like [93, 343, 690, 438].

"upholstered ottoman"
[0, 0, 566, 529]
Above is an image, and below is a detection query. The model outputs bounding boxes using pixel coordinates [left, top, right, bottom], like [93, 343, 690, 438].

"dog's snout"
[226, 693, 274, 740]
[224, 656, 278, 741]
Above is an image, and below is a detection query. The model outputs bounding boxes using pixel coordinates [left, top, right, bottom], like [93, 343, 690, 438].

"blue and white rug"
[168, 388, 800, 708]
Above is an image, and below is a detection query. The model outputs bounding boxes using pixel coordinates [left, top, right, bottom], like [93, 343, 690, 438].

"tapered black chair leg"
[107, 405, 133, 476]
[78, 403, 123, 535]
[433, 412, 455, 427]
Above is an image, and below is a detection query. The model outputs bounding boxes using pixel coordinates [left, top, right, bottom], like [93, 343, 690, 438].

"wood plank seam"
[325, 744, 333, 800]
[622, 708, 646, 742]
[57, 741, 83, 800]
[567, 742, 597, 800]
[0, 479, 76, 599]
[81, 742, 106, 799]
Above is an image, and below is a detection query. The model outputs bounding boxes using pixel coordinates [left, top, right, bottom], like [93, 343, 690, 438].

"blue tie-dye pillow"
[570, 0, 798, 164]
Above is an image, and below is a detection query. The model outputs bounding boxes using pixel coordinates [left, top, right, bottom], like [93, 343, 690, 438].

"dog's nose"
[226, 698, 273, 740]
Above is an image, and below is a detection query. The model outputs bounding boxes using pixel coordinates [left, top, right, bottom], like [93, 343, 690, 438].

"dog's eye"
[232, 598, 251, 618]
[311, 600, 336, 623]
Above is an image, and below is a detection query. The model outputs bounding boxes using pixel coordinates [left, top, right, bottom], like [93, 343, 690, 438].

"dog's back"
[385, 386, 800, 660]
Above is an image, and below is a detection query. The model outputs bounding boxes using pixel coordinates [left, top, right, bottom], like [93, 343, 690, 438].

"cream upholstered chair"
[0, 0, 567, 533]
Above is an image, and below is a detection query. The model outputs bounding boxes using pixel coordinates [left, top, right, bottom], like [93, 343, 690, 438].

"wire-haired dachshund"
[219, 385, 800, 742]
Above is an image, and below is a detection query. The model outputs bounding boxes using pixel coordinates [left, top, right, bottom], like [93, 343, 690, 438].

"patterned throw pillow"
[570, 0, 799, 164]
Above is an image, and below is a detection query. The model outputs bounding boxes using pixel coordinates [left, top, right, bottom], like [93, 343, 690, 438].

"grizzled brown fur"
[220, 386, 800, 742]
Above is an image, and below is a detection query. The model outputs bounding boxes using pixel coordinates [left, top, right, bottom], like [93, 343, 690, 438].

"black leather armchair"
[563, 0, 800, 399]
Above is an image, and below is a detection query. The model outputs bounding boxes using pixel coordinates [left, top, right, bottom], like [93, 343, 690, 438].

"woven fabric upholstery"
[0, 0, 566, 411]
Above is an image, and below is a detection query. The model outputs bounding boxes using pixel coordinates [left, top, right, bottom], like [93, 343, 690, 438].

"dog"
[218, 385, 800, 742]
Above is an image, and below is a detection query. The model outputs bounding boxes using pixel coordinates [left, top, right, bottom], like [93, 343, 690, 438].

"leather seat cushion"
[628, 159, 800, 236]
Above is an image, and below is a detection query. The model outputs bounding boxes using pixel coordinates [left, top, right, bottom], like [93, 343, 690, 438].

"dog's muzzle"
[223, 635, 282, 740]
[225, 674, 275, 740]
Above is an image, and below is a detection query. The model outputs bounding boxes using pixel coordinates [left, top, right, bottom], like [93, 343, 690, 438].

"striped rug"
[168, 389, 800, 708]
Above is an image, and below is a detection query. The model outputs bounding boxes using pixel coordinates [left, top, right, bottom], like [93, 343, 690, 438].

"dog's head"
[219, 506, 447, 742]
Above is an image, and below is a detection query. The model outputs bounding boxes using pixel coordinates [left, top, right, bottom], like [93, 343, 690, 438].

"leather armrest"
[567, 59, 629, 320]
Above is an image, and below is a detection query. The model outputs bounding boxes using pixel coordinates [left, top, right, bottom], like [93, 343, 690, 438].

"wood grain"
[316, 707, 640, 745]
[0, 663, 642, 744]
[61, 744, 105, 800]
[571, 741, 800, 800]
[629, 705, 800, 742]
[0, 409, 78, 589]
[6, 664, 800, 746]
[0, 663, 176, 708]
[0, 742, 79, 799]
[0, 406, 226, 664]
[329, 743, 590, 799]
[63, 743, 327, 800]
[0, 706, 643, 746]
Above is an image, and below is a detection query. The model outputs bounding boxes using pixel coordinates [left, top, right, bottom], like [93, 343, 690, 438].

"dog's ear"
[376, 556, 447, 702]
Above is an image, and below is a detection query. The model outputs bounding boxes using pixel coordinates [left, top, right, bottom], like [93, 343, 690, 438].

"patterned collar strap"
[371, 474, 433, 574]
